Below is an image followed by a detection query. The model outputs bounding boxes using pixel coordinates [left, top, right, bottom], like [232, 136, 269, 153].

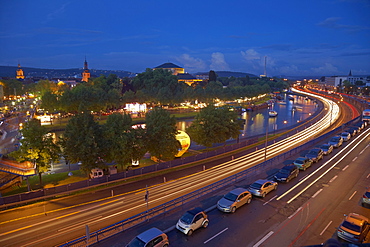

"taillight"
[338, 229, 343, 233]
[363, 195, 368, 199]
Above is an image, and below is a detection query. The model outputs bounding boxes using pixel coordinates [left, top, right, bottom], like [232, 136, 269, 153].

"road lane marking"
[253, 231, 274, 247]
[329, 175, 337, 183]
[204, 227, 228, 244]
[288, 207, 302, 219]
[367, 173, 370, 179]
[342, 165, 349, 171]
[320, 221, 332, 236]
[312, 189, 323, 198]
[288, 207, 325, 247]
[352, 157, 357, 162]
[299, 174, 309, 181]
[280, 129, 370, 204]
[349, 191, 357, 200]
[263, 195, 277, 205]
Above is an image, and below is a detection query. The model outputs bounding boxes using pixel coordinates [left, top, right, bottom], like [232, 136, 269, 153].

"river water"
[176, 94, 318, 139]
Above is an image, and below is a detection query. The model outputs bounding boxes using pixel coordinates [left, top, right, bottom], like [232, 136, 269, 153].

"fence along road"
[0, 90, 341, 247]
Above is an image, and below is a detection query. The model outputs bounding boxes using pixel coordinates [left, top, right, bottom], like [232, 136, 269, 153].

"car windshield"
[127, 237, 146, 247]
[295, 160, 304, 164]
[321, 145, 329, 149]
[331, 137, 339, 142]
[308, 150, 318, 155]
[279, 168, 290, 174]
[180, 212, 194, 225]
[224, 192, 238, 202]
[342, 220, 361, 233]
[250, 182, 263, 189]
[365, 192, 370, 198]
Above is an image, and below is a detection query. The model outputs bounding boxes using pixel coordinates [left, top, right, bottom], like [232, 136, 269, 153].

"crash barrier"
[59, 116, 361, 246]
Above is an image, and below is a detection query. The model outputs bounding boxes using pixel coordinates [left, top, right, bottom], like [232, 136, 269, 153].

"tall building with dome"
[154, 62, 202, 86]
[16, 63, 25, 79]
[82, 58, 90, 82]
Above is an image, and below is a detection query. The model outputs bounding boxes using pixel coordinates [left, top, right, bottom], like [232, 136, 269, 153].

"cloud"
[240, 49, 261, 61]
[317, 17, 370, 33]
[176, 54, 206, 72]
[47, 2, 70, 21]
[311, 63, 339, 74]
[210, 52, 230, 71]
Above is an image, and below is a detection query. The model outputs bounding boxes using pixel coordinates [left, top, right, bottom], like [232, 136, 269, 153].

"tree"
[60, 112, 105, 174]
[10, 119, 61, 187]
[187, 105, 242, 147]
[209, 70, 217, 82]
[40, 91, 59, 112]
[145, 108, 180, 160]
[103, 113, 146, 170]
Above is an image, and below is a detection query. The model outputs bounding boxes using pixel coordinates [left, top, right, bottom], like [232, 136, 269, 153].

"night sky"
[1, 0, 369, 76]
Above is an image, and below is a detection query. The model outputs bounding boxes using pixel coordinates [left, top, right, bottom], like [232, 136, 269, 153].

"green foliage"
[145, 108, 180, 160]
[0, 79, 25, 96]
[60, 112, 105, 174]
[9, 119, 61, 186]
[187, 105, 243, 147]
[103, 113, 146, 169]
[40, 91, 59, 112]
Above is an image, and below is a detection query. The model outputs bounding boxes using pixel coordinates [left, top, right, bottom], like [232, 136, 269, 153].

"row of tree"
[11, 104, 243, 186]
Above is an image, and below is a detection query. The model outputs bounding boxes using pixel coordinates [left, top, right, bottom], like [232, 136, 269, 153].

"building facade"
[81, 58, 90, 82]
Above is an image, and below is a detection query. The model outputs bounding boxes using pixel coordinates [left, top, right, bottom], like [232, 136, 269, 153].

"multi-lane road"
[0, 90, 363, 247]
[99, 120, 370, 247]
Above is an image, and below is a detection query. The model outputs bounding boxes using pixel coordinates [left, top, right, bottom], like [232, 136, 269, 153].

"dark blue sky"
[1, 0, 369, 76]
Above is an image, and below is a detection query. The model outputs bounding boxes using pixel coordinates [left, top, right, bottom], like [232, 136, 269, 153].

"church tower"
[16, 63, 25, 79]
[82, 58, 90, 82]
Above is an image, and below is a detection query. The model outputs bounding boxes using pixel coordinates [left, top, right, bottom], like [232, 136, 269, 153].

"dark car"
[329, 136, 343, 148]
[320, 143, 333, 155]
[274, 165, 299, 183]
[354, 121, 365, 130]
[305, 148, 324, 163]
[345, 127, 357, 136]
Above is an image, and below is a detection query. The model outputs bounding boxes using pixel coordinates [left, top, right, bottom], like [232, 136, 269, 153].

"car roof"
[296, 157, 307, 160]
[187, 207, 205, 215]
[346, 213, 369, 226]
[309, 148, 321, 151]
[137, 228, 164, 242]
[341, 132, 350, 134]
[282, 165, 296, 170]
[254, 179, 270, 184]
[229, 187, 249, 195]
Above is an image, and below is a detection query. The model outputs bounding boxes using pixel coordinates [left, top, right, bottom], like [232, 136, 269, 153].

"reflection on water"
[176, 94, 318, 138]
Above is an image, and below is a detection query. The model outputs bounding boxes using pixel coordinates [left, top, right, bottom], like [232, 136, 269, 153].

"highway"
[0, 90, 353, 246]
[98, 119, 370, 247]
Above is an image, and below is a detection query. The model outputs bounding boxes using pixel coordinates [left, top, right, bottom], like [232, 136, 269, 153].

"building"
[325, 70, 370, 88]
[154, 62, 185, 75]
[154, 62, 202, 86]
[81, 58, 90, 82]
[16, 63, 25, 80]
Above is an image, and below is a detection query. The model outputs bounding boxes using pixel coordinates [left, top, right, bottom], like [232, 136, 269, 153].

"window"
[152, 236, 163, 245]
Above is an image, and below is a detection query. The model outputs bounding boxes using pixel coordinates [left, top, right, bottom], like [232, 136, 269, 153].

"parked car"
[345, 127, 357, 136]
[176, 208, 209, 236]
[305, 148, 324, 163]
[320, 143, 333, 155]
[293, 157, 313, 171]
[362, 187, 370, 207]
[248, 179, 278, 198]
[274, 165, 299, 182]
[126, 227, 169, 247]
[354, 121, 365, 130]
[337, 213, 370, 243]
[340, 132, 351, 142]
[217, 188, 252, 213]
[329, 136, 343, 148]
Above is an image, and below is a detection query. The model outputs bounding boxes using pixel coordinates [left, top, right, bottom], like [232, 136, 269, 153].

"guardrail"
[60, 116, 361, 247]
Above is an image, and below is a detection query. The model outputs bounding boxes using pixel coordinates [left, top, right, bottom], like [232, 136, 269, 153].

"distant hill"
[0, 66, 136, 78]
[196, 71, 258, 78]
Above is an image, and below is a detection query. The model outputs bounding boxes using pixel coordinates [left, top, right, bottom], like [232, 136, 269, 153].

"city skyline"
[1, 0, 369, 77]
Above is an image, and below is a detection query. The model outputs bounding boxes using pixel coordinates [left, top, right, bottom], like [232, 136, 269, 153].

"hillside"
[0, 66, 136, 78]
[196, 71, 258, 78]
